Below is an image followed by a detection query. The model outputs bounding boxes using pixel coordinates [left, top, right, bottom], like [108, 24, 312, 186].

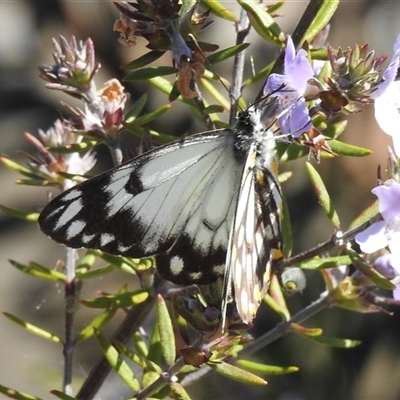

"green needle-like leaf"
[236, 359, 298, 375]
[207, 43, 250, 64]
[124, 51, 165, 70]
[3, 312, 62, 344]
[201, 0, 237, 22]
[238, 0, 284, 45]
[94, 328, 140, 392]
[301, 0, 340, 44]
[329, 140, 372, 157]
[9, 260, 66, 281]
[308, 335, 362, 348]
[299, 256, 352, 270]
[306, 161, 340, 229]
[0, 384, 47, 400]
[124, 66, 177, 81]
[156, 294, 176, 366]
[169, 382, 192, 400]
[124, 93, 148, 123]
[0, 204, 39, 222]
[76, 307, 118, 342]
[208, 361, 267, 385]
[49, 391, 76, 400]
[347, 248, 396, 290]
[82, 289, 149, 308]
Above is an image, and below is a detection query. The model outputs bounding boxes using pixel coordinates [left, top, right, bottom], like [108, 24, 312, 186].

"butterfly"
[38, 100, 283, 327]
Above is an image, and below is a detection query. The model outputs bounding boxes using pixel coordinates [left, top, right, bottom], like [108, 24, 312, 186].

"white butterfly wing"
[224, 146, 283, 324]
[39, 130, 243, 285]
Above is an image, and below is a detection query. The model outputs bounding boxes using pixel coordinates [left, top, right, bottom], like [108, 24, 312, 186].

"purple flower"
[374, 254, 400, 300]
[355, 180, 400, 258]
[372, 34, 400, 99]
[373, 35, 400, 155]
[264, 36, 314, 137]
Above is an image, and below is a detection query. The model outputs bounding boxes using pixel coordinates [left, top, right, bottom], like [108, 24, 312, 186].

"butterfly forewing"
[39, 130, 243, 284]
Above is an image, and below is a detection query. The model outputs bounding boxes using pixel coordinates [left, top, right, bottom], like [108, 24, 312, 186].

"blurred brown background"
[1, 1, 400, 399]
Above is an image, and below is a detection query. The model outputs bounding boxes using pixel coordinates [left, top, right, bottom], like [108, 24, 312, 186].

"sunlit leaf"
[299, 256, 352, 270]
[329, 140, 372, 157]
[9, 260, 66, 281]
[0, 384, 46, 400]
[201, 0, 237, 22]
[0, 204, 39, 222]
[237, 359, 298, 375]
[76, 307, 118, 342]
[3, 312, 61, 344]
[347, 248, 395, 290]
[306, 161, 340, 229]
[169, 382, 192, 400]
[301, 0, 340, 44]
[94, 329, 140, 391]
[81, 289, 149, 309]
[208, 361, 267, 385]
[237, 0, 283, 45]
[156, 294, 176, 366]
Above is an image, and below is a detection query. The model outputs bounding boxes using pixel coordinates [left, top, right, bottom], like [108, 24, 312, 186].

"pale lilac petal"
[286, 48, 314, 93]
[393, 284, 400, 300]
[355, 220, 388, 253]
[372, 33, 400, 99]
[374, 80, 400, 157]
[373, 254, 398, 278]
[262, 36, 313, 136]
[284, 36, 296, 65]
[264, 73, 286, 94]
[279, 100, 312, 137]
[372, 181, 400, 221]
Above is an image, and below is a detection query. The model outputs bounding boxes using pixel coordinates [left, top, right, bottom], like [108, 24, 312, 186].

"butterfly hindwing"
[39, 130, 243, 285]
[225, 142, 282, 324]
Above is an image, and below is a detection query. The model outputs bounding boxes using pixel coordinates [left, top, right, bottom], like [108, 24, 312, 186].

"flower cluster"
[345, 35, 400, 300]
[114, 1, 212, 98]
[25, 119, 96, 190]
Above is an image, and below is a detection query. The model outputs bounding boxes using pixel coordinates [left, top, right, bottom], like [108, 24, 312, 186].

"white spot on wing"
[213, 265, 225, 275]
[62, 189, 81, 202]
[82, 233, 95, 244]
[100, 233, 115, 246]
[170, 256, 184, 276]
[190, 272, 203, 281]
[66, 220, 86, 240]
[104, 175, 132, 218]
[55, 199, 83, 230]
[117, 243, 133, 253]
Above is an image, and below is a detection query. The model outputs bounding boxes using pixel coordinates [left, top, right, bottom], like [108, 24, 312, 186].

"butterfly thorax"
[233, 106, 276, 169]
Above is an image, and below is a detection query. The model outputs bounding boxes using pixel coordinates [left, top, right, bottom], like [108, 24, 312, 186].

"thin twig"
[241, 293, 333, 356]
[229, 7, 251, 126]
[62, 247, 77, 395]
[279, 213, 381, 269]
[76, 296, 156, 400]
[180, 293, 333, 387]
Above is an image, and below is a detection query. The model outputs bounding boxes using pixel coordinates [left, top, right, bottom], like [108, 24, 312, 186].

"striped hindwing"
[224, 145, 283, 324]
[39, 130, 244, 285]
